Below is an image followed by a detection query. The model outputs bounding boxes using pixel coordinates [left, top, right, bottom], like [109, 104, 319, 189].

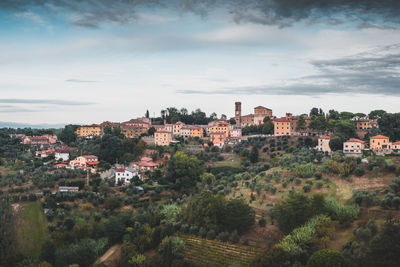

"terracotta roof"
[320, 136, 331, 140]
[346, 138, 365, 143]
[392, 141, 400, 145]
[81, 155, 98, 159]
[156, 130, 171, 133]
[29, 136, 49, 140]
[87, 161, 100, 165]
[371, 135, 389, 139]
[254, 106, 271, 110]
[275, 118, 290, 122]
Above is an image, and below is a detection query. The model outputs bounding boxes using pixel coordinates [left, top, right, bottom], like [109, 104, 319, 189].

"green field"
[16, 202, 49, 258]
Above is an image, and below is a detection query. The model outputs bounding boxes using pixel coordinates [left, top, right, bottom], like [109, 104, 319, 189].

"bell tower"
[235, 102, 242, 125]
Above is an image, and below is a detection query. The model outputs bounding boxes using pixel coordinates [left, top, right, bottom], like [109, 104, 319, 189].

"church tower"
[235, 102, 242, 125]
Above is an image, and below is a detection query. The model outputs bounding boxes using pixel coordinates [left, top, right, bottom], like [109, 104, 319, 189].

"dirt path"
[94, 244, 121, 267]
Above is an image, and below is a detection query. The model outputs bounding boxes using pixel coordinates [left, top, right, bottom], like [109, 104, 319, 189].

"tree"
[40, 240, 55, 264]
[328, 109, 340, 120]
[145, 110, 150, 118]
[307, 249, 346, 267]
[58, 125, 77, 145]
[167, 151, 203, 191]
[335, 120, 356, 140]
[158, 236, 185, 267]
[339, 112, 354, 120]
[229, 118, 236, 125]
[221, 114, 227, 120]
[0, 196, 14, 262]
[378, 113, 400, 141]
[369, 109, 387, 119]
[296, 115, 306, 131]
[310, 108, 320, 116]
[105, 216, 125, 244]
[329, 136, 343, 151]
[250, 146, 259, 163]
[251, 246, 288, 267]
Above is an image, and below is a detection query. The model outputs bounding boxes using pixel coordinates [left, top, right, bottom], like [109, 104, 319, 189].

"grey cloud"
[66, 79, 98, 83]
[3, 0, 400, 28]
[0, 99, 95, 105]
[177, 43, 400, 96]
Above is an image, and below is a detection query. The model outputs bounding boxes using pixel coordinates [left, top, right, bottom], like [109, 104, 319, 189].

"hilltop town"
[1, 103, 400, 267]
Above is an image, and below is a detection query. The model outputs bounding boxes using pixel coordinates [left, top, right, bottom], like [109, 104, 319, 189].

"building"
[343, 138, 365, 157]
[121, 125, 147, 138]
[55, 149, 69, 161]
[154, 130, 172, 146]
[70, 155, 99, 173]
[115, 168, 140, 185]
[189, 126, 204, 138]
[123, 117, 151, 129]
[210, 133, 226, 148]
[241, 114, 255, 127]
[254, 106, 273, 125]
[234, 102, 242, 125]
[317, 136, 331, 154]
[75, 124, 102, 138]
[131, 157, 159, 171]
[353, 118, 379, 130]
[23, 136, 50, 145]
[370, 135, 391, 155]
[230, 127, 242, 138]
[207, 121, 230, 137]
[59, 186, 79, 192]
[392, 141, 400, 154]
[172, 121, 185, 136]
[35, 149, 55, 158]
[274, 117, 291, 136]
[180, 126, 191, 138]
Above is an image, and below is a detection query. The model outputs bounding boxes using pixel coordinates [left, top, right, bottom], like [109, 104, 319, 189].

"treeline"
[152, 107, 222, 125]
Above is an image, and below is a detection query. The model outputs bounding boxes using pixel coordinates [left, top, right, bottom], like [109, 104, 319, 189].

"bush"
[230, 230, 240, 243]
[206, 230, 216, 240]
[307, 249, 346, 267]
[294, 163, 315, 178]
[217, 232, 229, 242]
[303, 184, 312, 193]
[259, 217, 267, 227]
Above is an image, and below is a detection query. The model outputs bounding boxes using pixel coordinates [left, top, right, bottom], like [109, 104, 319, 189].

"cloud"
[66, 79, 98, 83]
[177, 43, 400, 96]
[3, 0, 400, 28]
[14, 11, 46, 26]
[0, 99, 95, 105]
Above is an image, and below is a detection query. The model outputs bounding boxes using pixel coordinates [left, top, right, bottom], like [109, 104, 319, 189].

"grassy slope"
[16, 202, 49, 258]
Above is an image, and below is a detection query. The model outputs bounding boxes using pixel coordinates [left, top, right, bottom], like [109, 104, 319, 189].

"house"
[392, 141, 400, 154]
[59, 186, 79, 192]
[42, 134, 58, 144]
[123, 117, 151, 129]
[23, 136, 50, 145]
[230, 127, 242, 138]
[210, 133, 226, 148]
[189, 126, 204, 138]
[180, 126, 191, 138]
[35, 149, 55, 158]
[317, 136, 331, 154]
[207, 122, 230, 137]
[343, 138, 365, 157]
[353, 118, 379, 130]
[121, 125, 147, 138]
[132, 157, 159, 171]
[274, 117, 291, 136]
[115, 168, 140, 184]
[55, 149, 69, 161]
[70, 155, 99, 173]
[75, 124, 102, 138]
[370, 135, 390, 150]
[154, 130, 172, 146]
[55, 162, 68, 169]
[172, 121, 185, 136]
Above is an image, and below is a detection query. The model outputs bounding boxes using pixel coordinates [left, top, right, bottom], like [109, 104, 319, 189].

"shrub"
[217, 232, 229, 242]
[307, 249, 346, 267]
[206, 230, 216, 240]
[303, 184, 312, 193]
[230, 230, 240, 243]
[259, 217, 267, 227]
[294, 163, 315, 178]
[324, 197, 360, 226]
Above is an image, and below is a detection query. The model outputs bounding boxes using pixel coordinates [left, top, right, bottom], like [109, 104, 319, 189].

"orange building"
[121, 125, 147, 138]
[210, 133, 226, 148]
[207, 122, 230, 137]
[274, 118, 291, 136]
[154, 130, 172, 146]
[254, 106, 273, 125]
[343, 138, 365, 156]
[370, 135, 390, 150]
[189, 126, 204, 138]
[75, 124, 103, 138]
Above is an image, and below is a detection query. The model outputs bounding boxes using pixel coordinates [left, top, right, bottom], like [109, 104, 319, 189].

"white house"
[55, 149, 69, 161]
[115, 168, 141, 185]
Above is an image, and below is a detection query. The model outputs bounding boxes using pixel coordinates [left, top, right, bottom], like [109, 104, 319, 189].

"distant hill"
[0, 121, 65, 129]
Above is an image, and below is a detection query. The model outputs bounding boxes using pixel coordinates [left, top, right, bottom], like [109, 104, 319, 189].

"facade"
[189, 126, 204, 138]
[55, 149, 69, 161]
[231, 127, 242, 138]
[207, 122, 230, 137]
[172, 121, 185, 136]
[124, 117, 151, 129]
[115, 168, 140, 184]
[76, 125, 102, 138]
[70, 155, 99, 173]
[121, 125, 147, 138]
[274, 118, 291, 136]
[154, 131, 172, 146]
[132, 157, 159, 171]
[392, 141, 400, 153]
[59, 186, 79, 192]
[253, 106, 273, 125]
[210, 133, 226, 148]
[353, 118, 379, 130]
[23, 136, 50, 145]
[370, 135, 390, 150]
[234, 102, 242, 125]
[180, 126, 191, 138]
[343, 138, 365, 157]
[241, 114, 254, 127]
[317, 136, 331, 154]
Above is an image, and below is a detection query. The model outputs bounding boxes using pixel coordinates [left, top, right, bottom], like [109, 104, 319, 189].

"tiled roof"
[320, 136, 331, 140]
[371, 135, 389, 139]
[156, 130, 171, 133]
[275, 118, 290, 122]
[81, 155, 97, 159]
[346, 138, 365, 143]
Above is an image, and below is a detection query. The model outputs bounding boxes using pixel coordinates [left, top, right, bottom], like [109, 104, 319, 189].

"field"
[15, 202, 49, 258]
[180, 234, 263, 267]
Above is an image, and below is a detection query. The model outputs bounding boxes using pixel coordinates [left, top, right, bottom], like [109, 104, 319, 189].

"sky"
[0, 0, 400, 125]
